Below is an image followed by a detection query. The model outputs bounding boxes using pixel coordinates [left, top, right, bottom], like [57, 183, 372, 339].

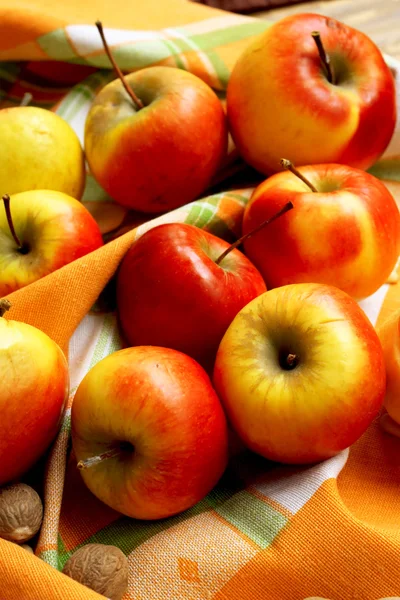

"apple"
[84, 22, 228, 214]
[0, 299, 69, 485]
[377, 309, 400, 425]
[0, 106, 85, 199]
[242, 161, 400, 300]
[0, 190, 104, 295]
[213, 283, 386, 465]
[71, 345, 228, 520]
[227, 13, 396, 174]
[115, 210, 292, 370]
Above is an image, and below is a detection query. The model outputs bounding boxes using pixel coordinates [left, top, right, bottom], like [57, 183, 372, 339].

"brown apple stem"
[95, 20, 144, 110]
[214, 201, 294, 266]
[286, 353, 298, 368]
[2, 195, 23, 250]
[311, 31, 334, 84]
[0, 299, 11, 317]
[77, 447, 125, 470]
[19, 93, 33, 107]
[280, 159, 318, 193]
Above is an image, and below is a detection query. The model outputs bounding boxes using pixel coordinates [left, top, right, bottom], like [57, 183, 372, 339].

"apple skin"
[242, 164, 400, 300]
[227, 13, 396, 174]
[213, 283, 387, 465]
[71, 346, 229, 520]
[377, 310, 400, 424]
[0, 107, 85, 199]
[116, 223, 267, 371]
[84, 66, 228, 214]
[0, 190, 104, 295]
[0, 315, 69, 485]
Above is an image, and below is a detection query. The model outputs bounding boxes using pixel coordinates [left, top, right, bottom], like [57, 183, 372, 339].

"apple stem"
[77, 447, 126, 470]
[0, 299, 11, 317]
[214, 201, 294, 266]
[95, 21, 144, 110]
[311, 31, 334, 84]
[2, 195, 24, 250]
[280, 159, 318, 193]
[286, 353, 298, 368]
[19, 93, 33, 107]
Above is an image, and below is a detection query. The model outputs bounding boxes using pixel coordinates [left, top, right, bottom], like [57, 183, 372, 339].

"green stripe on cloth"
[204, 49, 230, 88]
[162, 39, 186, 69]
[85, 40, 173, 70]
[58, 466, 250, 564]
[39, 549, 59, 569]
[187, 21, 268, 51]
[57, 535, 70, 571]
[368, 158, 400, 182]
[37, 29, 77, 61]
[213, 490, 288, 549]
[88, 314, 118, 369]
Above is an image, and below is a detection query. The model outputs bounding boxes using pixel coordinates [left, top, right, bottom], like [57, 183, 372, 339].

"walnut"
[0, 483, 43, 543]
[62, 543, 128, 600]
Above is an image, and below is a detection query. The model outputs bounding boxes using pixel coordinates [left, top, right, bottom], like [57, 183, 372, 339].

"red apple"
[71, 346, 228, 520]
[227, 13, 396, 174]
[0, 190, 104, 295]
[84, 23, 228, 214]
[116, 222, 267, 370]
[0, 300, 69, 485]
[242, 162, 400, 299]
[213, 283, 386, 465]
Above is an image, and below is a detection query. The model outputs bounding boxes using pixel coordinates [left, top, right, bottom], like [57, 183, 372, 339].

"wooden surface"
[255, 0, 400, 61]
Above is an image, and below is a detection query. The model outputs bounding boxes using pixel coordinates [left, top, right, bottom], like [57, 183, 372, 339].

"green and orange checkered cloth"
[2, 1, 400, 598]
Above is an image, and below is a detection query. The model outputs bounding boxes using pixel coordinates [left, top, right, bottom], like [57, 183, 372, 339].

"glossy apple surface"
[0, 310, 69, 485]
[85, 66, 228, 213]
[0, 190, 104, 295]
[227, 13, 396, 174]
[213, 283, 386, 464]
[71, 346, 229, 520]
[242, 164, 400, 299]
[0, 107, 85, 199]
[116, 222, 267, 370]
[377, 310, 400, 424]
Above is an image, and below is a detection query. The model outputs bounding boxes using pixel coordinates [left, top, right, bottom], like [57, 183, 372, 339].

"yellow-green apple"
[0, 190, 104, 295]
[71, 346, 228, 520]
[0, 107, 85, 199]
[242, 162, 400, 299]
[0, 299, 69, 485]
[84, 22, 228, 214]
[213, 283, 386, 464]
[377, 309, 400, 426]
[116, 207, 292, 371]
[227, 13, 396, 174]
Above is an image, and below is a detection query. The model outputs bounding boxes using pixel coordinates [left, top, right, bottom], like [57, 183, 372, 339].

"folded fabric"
[1, 1, 400, 599]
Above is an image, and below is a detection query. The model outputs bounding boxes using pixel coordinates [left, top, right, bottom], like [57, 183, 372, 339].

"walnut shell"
[62, 543, 128, 600]
[0, 483, 43, 543]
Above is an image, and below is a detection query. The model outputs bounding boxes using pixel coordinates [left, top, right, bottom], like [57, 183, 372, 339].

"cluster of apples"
[69, 14, 400, 519]
[1, 12, 400, 525]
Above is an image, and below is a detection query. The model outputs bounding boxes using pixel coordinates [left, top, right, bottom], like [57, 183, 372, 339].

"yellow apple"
[0, 107, 85, 199]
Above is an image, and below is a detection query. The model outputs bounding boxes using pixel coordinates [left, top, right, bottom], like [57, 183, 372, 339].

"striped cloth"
[1, 1, 400, 599]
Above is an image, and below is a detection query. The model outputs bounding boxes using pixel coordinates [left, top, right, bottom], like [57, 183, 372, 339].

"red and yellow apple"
[0, 300, 69, 485]
[213, 283, 386, 464]
[0, 106, 85, 199]
[377, 309, 400, 426]
[0, 190, 104, 295]
[71, 346, 228, 520]
[227, 13, 396, 174]
[116, 222, 267, 371]
[242, 163, 400, 299]
[84, 66, 228, 214]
